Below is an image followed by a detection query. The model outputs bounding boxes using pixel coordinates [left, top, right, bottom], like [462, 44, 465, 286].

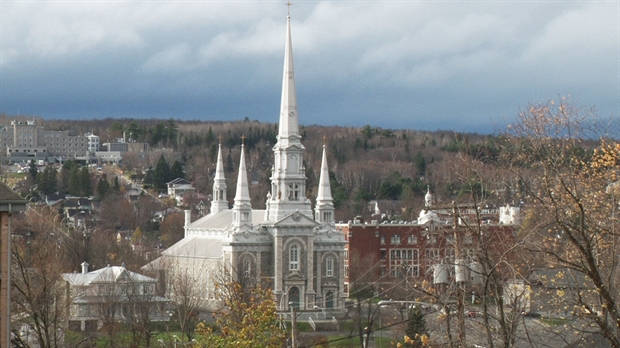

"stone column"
[274, 236, 283, 301]
[305, 236, 315, 309]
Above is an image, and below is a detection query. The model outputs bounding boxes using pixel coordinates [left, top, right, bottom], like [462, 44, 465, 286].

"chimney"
[81, 262, 89, 274]
[184, 209, 191, 228]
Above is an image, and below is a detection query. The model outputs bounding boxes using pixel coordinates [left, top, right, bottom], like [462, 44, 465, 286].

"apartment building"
[1, 120, 89, 162]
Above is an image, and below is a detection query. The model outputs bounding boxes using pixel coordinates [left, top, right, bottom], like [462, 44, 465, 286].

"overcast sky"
[1, 1, 618, 134]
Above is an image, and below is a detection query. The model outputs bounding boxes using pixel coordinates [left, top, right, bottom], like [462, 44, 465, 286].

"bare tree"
[10, 210, 69, 348]
[500, 97, 620, 347]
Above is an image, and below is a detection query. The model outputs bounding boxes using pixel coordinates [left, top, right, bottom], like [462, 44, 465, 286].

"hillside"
[0, 113, 513, 221]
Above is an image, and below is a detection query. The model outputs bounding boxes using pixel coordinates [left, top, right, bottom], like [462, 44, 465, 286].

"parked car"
[522, 312, 542, 318]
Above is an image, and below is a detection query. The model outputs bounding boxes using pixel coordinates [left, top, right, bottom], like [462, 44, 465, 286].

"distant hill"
[0, 114, 512, 221]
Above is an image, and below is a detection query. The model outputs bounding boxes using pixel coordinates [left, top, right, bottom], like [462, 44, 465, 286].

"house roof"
[62, 265, 156, 286]
[171, 184, 195, 190]
[0, 183, 28, 212]
[0, 182, 25, 201]
[167, 178, 191, 186]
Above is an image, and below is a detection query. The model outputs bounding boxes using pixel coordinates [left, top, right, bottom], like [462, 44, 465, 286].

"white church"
[147, 14, 346, 312]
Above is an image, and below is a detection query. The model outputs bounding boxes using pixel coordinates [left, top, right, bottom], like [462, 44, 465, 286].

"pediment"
[285, 272, 306, 281]
[274, 211, 318, 227]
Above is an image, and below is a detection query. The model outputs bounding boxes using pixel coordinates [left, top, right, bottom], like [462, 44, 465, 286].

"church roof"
[187, 209, 268, 230]
[162, 237, 223, 259]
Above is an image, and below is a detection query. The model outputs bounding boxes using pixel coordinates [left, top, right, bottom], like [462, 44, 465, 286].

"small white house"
[62, 262, 169, 331]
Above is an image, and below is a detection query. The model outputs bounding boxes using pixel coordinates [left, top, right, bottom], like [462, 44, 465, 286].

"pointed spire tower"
[233, 137, 252, 230]
[315, 138, 335, 225]
[267, 13, 313, 221]
[211, 136, 228, 214]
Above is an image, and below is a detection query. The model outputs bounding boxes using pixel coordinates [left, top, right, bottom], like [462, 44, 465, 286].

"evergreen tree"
[37, 166, 58, 195]
[206, 127, 214, 143]
[112, 176, 121, 192]
[96, 174, 110, 199]
[329, 171, 349, 208]
[170, 160, 185, 180]
[414, 151, 426, 177]
[80, 166, 92, 197]
[225, 151, 234, 173]
[143, 166, 154, 187]
[154, 154, 171, 190]
[28, 159, 38, 182]
[404, 307, 428, 347]
[127, 121, 142, 141]
[60, 160, 77, 193]
[68, 166, 81, 196]
[151, 123, 166, 146]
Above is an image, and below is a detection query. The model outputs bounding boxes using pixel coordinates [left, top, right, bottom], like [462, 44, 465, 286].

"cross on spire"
[241, 135, 246, 145]
[323, 135, 327, 146]
[218, 135, 223, 145]
[285, 1, 292, 15]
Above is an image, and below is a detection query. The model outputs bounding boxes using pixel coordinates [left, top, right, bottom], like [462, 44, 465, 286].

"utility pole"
[453, 202, 466, 347]
[290, 303, 297, 348]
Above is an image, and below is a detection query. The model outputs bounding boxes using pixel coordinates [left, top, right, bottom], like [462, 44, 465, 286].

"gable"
[273, 211, 318, 228]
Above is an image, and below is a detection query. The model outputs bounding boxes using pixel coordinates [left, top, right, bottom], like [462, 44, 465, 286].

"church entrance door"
[289, 286, 300, 309]
[325, 291, 334, 309]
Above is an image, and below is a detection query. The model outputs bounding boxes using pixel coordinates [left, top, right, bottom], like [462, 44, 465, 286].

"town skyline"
[1, 1, 618, 134]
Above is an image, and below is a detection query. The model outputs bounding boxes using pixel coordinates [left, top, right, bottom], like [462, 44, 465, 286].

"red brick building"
[337, 202, 521, 297]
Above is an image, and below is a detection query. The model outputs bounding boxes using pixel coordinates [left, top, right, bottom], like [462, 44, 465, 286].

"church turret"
[211, 138, 228, 214]
[425, 186, 434, 207]
[267, 13, 313, 222]
[314, 141, 335, 225]
[232, 140, 252, 230]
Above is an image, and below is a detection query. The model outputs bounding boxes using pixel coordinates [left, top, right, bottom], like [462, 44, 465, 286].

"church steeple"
[233, 139, 252, 230]
[267, 13, 313, 222]
[277, 14, 301, 146]
[211, 137, 228, 214]
[315, 141, 335, 225]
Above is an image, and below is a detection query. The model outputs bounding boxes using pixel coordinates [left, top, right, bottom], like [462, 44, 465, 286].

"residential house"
[62, 262, 169, 331]
[166, 178, 193, 196]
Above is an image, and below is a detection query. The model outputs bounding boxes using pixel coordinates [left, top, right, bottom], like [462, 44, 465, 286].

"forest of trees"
[0, 111, 510, 223]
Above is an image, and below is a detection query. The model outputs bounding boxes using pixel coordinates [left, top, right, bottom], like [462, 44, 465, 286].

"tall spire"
[267, 13, 313, 222]
[277, 13, 300, 145]
[233, 138, 252, 229]
[211, 137, 228, 214]
[315, 141, 335, 224]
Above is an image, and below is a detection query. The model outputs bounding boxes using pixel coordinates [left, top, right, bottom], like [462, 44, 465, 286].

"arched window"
[290, 244, 299, 271]
[243, 258, 251, 278]
[326, 256, 334, 277]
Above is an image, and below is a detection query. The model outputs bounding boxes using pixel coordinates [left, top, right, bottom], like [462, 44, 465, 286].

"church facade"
[149, 15, 345, 311]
